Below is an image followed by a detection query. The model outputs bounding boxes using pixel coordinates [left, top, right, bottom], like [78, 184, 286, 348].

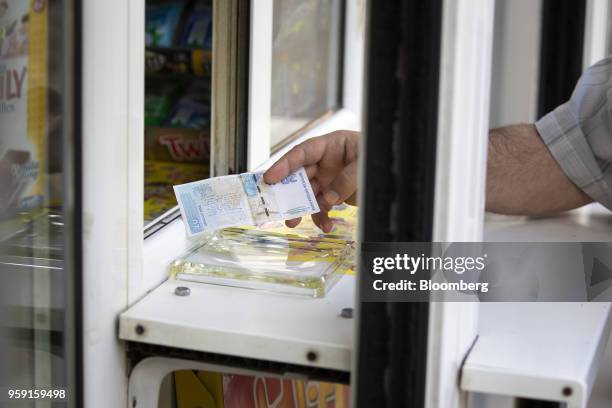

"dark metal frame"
[233, 0, 251, 175]
[537, 0, 586, 118]
[354, 0, 442, 406]
[126, 342, 349, 384]
[68, 0, 84, 405]
[517, 399, 566, 408]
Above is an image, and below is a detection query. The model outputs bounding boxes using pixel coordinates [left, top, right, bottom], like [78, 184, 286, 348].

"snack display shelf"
[144, 0, 213, 222]
[119, 215, 355, 373]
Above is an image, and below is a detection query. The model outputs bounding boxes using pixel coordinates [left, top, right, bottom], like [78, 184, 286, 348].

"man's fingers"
[315, 194, 332, 213]
[310, 179, 320, 196]
[312, 211, 333, 233]
[323, 190, 339, 207]
[322, 161, 358, 206]
[263, 137, 328, 184]
[311, 195, 333, 232]
[305, 165, 318, 179]
[285, 218, 302, 228]
[345, 191, 358, 206]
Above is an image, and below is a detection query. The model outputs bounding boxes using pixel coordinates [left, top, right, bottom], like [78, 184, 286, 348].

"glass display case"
[0, 0, 80, 404]
[270, 0, 344, 149]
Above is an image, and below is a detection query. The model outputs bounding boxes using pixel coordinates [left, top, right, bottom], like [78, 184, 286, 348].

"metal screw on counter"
[135, 324, 145, 336]
[306, 350, 318, 362]
[174, 286, 191, 297]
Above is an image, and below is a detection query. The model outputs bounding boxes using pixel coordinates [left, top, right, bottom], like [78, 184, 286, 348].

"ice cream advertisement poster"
[0, 0, 47, 217]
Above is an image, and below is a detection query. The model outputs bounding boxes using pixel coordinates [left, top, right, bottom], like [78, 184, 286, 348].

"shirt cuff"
[535, 102, 612, 210]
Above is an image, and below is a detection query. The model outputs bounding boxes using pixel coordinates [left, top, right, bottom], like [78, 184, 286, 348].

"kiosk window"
[144, 0, 213, 224]
[270, 0, 344, 150]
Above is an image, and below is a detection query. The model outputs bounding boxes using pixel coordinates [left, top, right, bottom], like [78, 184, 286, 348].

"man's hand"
[264, 130, 359, 232]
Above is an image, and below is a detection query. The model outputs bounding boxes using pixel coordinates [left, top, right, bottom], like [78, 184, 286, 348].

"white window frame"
[81, 1, 360, 406]
[490, 0, 611, 131]
[427, 0, 495, 407]
[583, 0, 610, 69]
[82, 0, 145, 406]
[247, 0, 365, 170]
[444, 2, 612, 407]
[136, 0, 365, 298]
[489, 0, 542, 127]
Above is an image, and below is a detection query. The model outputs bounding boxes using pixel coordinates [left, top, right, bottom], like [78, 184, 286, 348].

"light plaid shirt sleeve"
[536, 57, 612, 209]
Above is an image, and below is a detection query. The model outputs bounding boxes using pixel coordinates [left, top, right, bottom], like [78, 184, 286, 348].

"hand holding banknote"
[264, 130, 359, 233]
[174, 130, 358, 236]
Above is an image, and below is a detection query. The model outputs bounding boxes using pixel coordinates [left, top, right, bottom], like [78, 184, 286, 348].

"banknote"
[174, 167, 320, 236]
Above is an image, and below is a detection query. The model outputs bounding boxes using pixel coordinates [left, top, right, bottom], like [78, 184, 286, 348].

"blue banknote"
[174, 168, 319, 236]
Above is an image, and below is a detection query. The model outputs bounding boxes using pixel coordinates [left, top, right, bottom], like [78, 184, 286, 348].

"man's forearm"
[486, 124, 592, 214]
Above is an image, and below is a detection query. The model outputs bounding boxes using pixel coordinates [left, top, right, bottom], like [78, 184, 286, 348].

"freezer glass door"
[0, 0, 80, 406]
